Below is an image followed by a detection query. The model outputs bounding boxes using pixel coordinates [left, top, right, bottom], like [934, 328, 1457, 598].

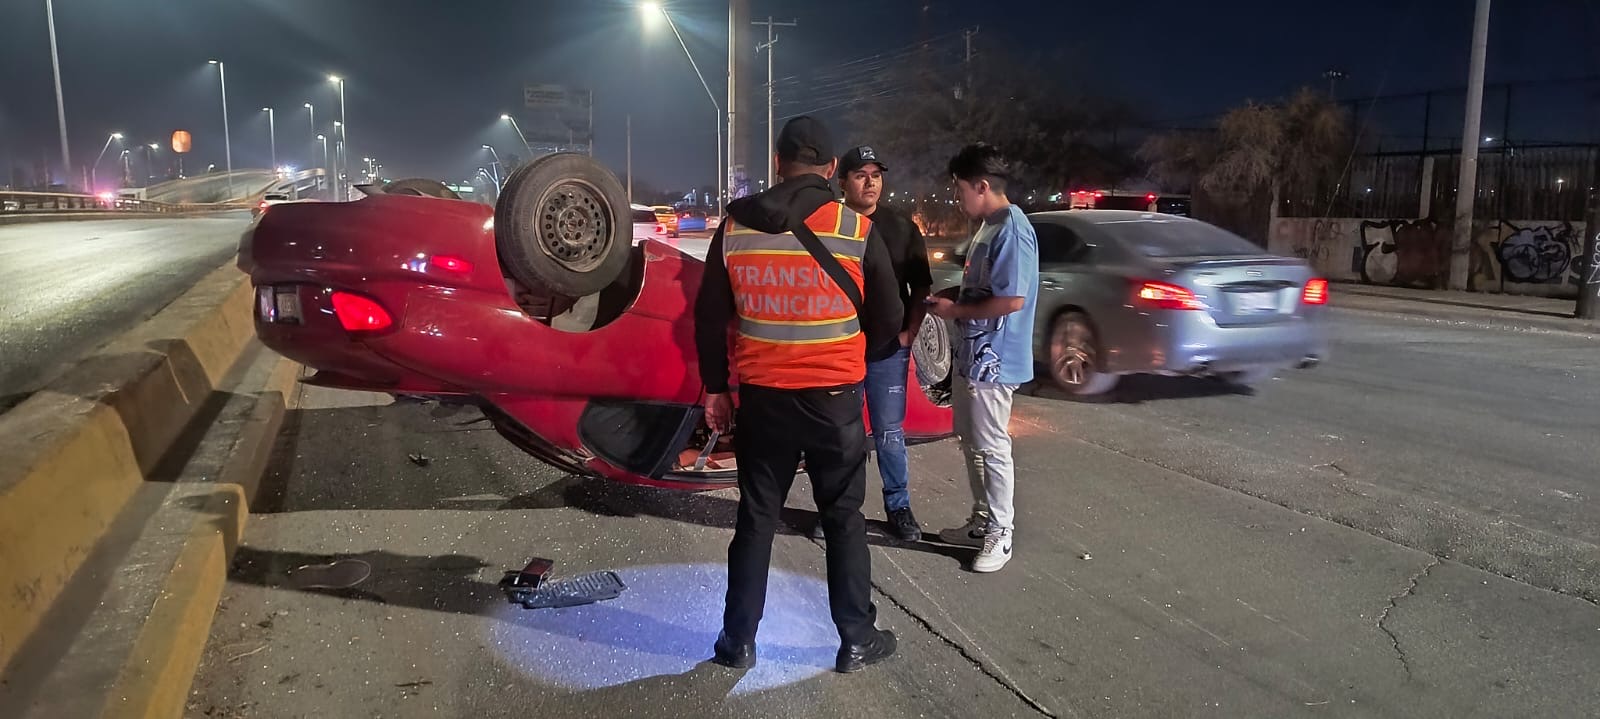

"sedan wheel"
[1049, 312, 1119, 396]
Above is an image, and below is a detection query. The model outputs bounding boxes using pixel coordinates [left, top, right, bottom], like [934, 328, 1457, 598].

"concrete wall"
[1269, 217, 1588, 299]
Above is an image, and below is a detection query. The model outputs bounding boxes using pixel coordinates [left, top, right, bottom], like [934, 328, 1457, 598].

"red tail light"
[330, 291, 393, 332]
[1145, 193, 1157, 203]
[1136, 281, 1204, 310]
[258, 200, 268, 210]
[656, 223, 665, 233]
[429, 255, 473, 273]
[1301, 278, 1330, 305]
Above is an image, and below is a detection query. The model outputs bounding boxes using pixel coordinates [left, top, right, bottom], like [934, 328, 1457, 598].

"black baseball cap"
[840, 145, 889, 174]
[776, 116, 834, 165]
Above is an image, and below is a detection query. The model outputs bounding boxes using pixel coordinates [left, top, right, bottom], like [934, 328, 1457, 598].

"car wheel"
[494, 153, 631, 298]
[912, 313, 953, 386]
[383, 178, 461, 199]
[1221, 367, 1276, 388]
[1049, 312, 1119, 396]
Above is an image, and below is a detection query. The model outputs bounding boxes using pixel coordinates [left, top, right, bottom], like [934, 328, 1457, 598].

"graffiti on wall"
[1494, 221, 1579, 286]
[1357, 219, 1452, 288]
[1287, 218, 1347, 267]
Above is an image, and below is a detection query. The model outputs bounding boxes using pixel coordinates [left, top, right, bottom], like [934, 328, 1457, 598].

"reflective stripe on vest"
[738, 316, 862, 344]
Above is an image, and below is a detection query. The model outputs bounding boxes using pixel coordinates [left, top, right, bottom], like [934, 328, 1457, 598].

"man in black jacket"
[694, 116, 902, 673]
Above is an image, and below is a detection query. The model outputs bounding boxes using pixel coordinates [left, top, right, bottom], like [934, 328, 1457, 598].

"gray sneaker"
[938, 514, 989, 547]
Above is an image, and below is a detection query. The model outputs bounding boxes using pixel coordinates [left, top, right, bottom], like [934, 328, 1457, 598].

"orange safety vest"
[723, 202, 871, 390]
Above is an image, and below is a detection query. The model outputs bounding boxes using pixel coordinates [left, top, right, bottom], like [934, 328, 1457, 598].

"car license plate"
[1233, 291, 1279, 313]
[256, 285, 302, 324]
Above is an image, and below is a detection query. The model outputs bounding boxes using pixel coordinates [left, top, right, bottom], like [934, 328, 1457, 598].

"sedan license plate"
[256, 285, 302, 324]
[1233, 291, 1280, 313]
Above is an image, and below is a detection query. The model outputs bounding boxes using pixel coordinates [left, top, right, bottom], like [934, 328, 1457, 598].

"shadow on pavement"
[503, 475, 971, 565]
[1022, 374, 1254, 404]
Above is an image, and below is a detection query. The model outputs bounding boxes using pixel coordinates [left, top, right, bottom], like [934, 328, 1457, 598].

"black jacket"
[694, 174, 904, 393]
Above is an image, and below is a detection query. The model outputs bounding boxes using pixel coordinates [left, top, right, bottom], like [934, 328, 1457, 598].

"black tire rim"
[1051, 318, 1095, 388]
[534, 179, 612, 273]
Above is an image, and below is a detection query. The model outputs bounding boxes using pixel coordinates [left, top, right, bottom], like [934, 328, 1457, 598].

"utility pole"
[962, 27, 979, 99]
[1578, 149, 1600, 318]
[1323, 69, 1347, 98]
[1448, 0, 1491, 291]
[727, 1, 739, 205]
[752, 16, 797, 189]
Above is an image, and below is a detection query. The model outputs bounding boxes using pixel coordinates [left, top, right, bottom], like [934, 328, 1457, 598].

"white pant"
[953, 375, 1017, 531]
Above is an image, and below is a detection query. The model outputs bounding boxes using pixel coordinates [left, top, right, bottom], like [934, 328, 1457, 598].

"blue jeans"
[864, 345, 912, 512]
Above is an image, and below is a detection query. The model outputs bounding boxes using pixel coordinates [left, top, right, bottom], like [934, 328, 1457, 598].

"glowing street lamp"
[91, 132, 123, 192]
[208, 60, 233, 195]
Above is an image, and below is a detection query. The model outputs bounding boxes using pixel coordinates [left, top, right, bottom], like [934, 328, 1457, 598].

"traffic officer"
[694, 116, 903, 673]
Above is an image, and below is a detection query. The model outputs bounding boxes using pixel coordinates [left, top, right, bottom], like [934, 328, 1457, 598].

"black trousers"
[723, 383, 877, 645]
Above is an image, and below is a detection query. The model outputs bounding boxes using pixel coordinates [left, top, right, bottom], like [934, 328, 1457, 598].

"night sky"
[2, 0, 1596, 191]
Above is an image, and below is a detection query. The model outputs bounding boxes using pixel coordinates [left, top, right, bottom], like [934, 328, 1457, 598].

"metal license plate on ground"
[1233, 291, 1280, 313]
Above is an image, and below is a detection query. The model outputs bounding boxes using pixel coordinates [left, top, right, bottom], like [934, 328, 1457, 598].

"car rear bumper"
[1109, 309, 1328, 375]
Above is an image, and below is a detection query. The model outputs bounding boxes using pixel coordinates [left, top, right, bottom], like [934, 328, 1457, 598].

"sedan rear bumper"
[1109, 309, 1328, 375]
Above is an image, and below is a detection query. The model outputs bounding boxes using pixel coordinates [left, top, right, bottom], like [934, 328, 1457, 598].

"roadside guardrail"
[0, 190, 248, 215]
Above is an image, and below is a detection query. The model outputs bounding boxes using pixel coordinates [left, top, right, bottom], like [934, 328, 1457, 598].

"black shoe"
[836, 629, 897, 673]
[712, 631, 756, 669]
[887, 508, 922, 542]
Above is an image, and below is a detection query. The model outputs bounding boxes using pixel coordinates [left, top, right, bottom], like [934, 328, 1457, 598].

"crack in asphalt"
[803, 536, 1066, 718]
[1375, 557, 1442, 682]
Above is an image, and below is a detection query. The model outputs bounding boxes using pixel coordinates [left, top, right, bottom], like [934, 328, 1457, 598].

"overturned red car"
[239, 154, 954, 490]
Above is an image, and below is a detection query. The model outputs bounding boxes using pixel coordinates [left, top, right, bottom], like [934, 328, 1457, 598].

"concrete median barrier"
[0, 262, 256, 674]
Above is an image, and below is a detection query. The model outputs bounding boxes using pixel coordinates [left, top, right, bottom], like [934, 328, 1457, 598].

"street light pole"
[1448, 0, 1491, 291]
[208, 60, 233, 196]
[649, 4, 724, 215]
[329, 76, 348, 199]
[333, 120, 344, 198]
[482, 145, 503, 185]
[91, 132, 121, 192]
[501, 114, 533, 156]
[262, 107, 276, 170]
[315, 134, 328, 192]
[302, 102, 315, 169]
[145, 143, 159, 182]
[46, 0, 73, 188]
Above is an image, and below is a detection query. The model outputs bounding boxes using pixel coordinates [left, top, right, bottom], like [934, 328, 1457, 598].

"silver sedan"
[930, 210, 1329, 396]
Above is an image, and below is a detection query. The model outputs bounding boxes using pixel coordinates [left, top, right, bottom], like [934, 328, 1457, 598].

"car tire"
[1048, 312, 1119, 396]
[912, 313, 953, 387]
[383, 178, 461, 200]
[1221, 367, 1276, 389]
[494, 153, 631, 298]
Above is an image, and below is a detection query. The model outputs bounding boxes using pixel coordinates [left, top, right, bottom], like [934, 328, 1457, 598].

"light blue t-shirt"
[956, 204, 1038, 385]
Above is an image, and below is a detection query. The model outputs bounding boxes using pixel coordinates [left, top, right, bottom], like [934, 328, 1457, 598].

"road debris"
[408, 453, 432, 467]
[499, 557, 627, 609]
[288, 559, 373, 589]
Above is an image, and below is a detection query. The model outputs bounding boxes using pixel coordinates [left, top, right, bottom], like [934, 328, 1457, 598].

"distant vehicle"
[1068, 190, 1191, 216]
[931, 210, 1327, 396]
[651, 205, 680, 238]
[632, 204, 671, 245]
[2, 199, 19, 213]
[676, 207, 708, 233]
[254, 192, 294, 218]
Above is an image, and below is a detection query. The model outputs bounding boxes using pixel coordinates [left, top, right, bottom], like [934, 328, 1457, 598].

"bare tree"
[1142, 88, 1354, 212]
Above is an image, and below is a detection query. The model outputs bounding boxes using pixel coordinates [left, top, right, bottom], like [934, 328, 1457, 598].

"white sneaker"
[972, 528, 1013, 573]
[938, 514, 990, 547]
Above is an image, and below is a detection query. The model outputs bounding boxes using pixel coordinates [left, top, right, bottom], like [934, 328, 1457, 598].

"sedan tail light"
[330, 291, 393, 332]
[656, 223, 665, 234]
[1136, 281, 1204, 310]
[1301, 278, 1330, 305]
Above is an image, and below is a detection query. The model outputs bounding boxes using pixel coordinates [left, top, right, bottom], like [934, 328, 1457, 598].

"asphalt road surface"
[0, 215, 248, 405]
[192, 308, 1600, 718]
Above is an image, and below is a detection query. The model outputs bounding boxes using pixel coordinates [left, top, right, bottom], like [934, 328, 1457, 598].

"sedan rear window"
[1096, 217, 1261, 258]
[632, 209, 658, 223]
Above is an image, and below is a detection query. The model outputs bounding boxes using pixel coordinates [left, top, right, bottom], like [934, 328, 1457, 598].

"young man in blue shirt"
[926, 143, 1039, 573]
